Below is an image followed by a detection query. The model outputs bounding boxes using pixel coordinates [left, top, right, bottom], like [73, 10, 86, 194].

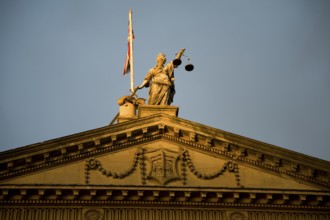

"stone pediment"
[0, 138, 327, 191]
[1, 110, 330, 210]
[1, 112, 329, 190]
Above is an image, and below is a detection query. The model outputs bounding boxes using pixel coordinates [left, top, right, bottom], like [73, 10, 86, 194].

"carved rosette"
[83, 209, 104, 220]
[228, 211, 248, 220]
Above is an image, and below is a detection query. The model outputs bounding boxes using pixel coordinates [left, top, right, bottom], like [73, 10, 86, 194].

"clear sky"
[1, 0, 329, 161]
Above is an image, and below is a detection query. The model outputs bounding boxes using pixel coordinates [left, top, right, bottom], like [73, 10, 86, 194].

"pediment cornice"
[1, 113, 329, 189]
[0, 184, 329, 210]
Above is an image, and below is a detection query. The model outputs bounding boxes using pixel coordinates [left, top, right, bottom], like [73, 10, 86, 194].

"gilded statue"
[135, 48, 185, 105]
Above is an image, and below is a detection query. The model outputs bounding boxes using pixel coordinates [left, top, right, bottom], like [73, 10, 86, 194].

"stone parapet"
[138, 105, 179, 118]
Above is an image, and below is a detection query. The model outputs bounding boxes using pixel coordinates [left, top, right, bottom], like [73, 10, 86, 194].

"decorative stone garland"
[85, 148, 142, 184]
[138, 148, 146, 185]
[183, 150, 241, 187]
[85, 148, 241, 186]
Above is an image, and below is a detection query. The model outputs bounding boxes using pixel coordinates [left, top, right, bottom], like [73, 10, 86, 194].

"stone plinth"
[138, 105, 179, 118]
[117, 102, 137, 123]
[117, 96, 146, 123]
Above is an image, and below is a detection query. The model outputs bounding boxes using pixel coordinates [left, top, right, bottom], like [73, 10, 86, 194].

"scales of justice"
[113, 10, 194, 124]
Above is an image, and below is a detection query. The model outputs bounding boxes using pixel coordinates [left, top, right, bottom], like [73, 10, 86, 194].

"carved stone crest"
[144, 148, 181, 185]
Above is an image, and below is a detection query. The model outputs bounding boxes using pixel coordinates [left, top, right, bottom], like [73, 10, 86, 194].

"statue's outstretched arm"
[175, 48, 186, 60]
[137, 79, 149, 89]
[133, 79, 149, 94]
[132, 79, 147, 95]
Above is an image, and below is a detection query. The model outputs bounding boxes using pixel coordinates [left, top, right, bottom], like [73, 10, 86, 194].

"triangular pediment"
[1, 112, 330, 208]
[1, 113, 329, 191]
[1, 139, 324, 191]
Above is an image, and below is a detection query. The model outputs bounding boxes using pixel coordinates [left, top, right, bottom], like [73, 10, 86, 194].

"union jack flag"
[122, 27, 134, 75]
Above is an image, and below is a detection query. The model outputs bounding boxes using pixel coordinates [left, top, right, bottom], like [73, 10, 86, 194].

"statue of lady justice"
[135, 48, 186, 105]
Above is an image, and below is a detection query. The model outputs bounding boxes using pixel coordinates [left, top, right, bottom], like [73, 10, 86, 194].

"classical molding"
[0, 185, 329, 210]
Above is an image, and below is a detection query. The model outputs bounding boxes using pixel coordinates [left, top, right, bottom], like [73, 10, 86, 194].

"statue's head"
[156, 53, 166, 65]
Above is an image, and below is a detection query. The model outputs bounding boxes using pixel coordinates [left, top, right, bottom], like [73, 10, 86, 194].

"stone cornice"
[0, 114, 329, 189]
[0, 185, 329, 210]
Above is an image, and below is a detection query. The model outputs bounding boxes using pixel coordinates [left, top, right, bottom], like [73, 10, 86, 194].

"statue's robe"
[144, 62, 175, 105]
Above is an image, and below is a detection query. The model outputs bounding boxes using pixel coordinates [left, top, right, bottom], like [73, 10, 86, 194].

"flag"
[122, 27, 134, 75]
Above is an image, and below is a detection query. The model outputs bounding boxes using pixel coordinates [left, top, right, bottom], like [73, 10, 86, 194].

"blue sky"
[1, 0, 329, 161]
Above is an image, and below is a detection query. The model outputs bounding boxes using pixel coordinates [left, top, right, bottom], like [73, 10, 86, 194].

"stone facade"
[0, 106, 329, 219]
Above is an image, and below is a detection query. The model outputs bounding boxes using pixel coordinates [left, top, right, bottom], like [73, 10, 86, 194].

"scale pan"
[185, 64, 194, 71]
[173, 58, 182, 66]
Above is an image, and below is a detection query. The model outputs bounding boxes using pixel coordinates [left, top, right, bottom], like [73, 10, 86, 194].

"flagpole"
[128, 9, 134, 94]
